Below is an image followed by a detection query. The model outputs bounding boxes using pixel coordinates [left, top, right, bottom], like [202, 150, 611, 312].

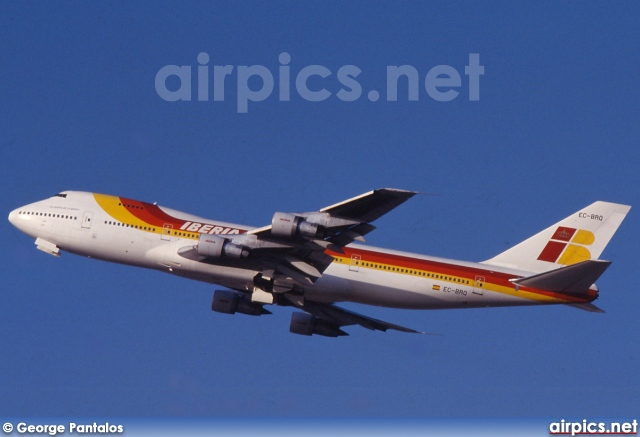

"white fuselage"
[8, 191, 591, 310]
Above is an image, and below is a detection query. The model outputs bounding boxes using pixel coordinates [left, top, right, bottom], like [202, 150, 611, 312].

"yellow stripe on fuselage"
[332, 254, 473, 285]
[331, 254, 576, 305]
[94, 193, 150, 228]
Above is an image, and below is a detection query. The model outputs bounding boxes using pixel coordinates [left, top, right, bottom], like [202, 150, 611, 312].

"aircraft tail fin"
[483, 201, 630, 273]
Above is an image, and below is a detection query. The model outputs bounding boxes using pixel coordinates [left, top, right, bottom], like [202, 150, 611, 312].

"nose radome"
[8, 208, 18, 226]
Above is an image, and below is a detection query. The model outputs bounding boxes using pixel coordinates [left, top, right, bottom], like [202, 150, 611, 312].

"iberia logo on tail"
[537, 226, 595, 265]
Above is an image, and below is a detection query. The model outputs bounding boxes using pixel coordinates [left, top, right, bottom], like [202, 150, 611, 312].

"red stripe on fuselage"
[333, 246, 594, 303]
[119, 197, 190, 228]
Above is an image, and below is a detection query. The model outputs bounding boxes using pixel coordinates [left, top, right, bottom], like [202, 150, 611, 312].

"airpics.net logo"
[154, 52, 484, 113]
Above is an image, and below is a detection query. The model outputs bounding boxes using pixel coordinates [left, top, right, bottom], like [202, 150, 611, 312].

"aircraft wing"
[318, 188, 419, 224]
[183, 188, 417, 289]
[295, 300, 425, 335]
[248, 187, 417, 241]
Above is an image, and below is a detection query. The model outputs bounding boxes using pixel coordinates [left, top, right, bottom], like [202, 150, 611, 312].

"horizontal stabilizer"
[512, 259, 611, 294]
[565, 302, 605, 313]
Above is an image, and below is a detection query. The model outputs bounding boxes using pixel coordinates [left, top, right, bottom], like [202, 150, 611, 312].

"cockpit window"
[53, 193, 67, 198]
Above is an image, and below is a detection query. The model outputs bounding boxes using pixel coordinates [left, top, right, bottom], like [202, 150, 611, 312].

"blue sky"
[1, 1, 639, 420]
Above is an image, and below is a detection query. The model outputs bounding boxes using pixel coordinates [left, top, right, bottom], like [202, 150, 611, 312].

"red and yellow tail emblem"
[537, 226, 595, 265]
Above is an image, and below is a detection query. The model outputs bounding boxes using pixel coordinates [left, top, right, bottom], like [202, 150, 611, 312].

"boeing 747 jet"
[8, 189, 630, 336]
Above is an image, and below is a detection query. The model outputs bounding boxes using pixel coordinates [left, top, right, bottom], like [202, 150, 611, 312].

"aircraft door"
[81, 212, 93, 229]
[349, 254, 361, 272]
[161, 223, 173, 241]
[473, 275, 485, 296]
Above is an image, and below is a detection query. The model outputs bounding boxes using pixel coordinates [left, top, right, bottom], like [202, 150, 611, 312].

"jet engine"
[197, 235, 249, 258]
[211, 290, 271, 316]
[271, 212, 321, 239]
[289, 312, 347, 337]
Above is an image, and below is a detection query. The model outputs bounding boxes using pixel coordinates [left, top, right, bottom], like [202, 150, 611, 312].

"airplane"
[8, 189, 631, 337]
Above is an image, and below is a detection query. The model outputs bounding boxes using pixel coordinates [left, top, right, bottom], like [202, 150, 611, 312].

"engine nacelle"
[271, 212, 321, 239]
[289, 312, 347, 337]
[211, 290, 270, 316]
[197, 235, 249, 258]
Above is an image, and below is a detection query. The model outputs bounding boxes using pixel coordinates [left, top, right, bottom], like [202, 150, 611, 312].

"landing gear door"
[473, 275, 485, 296]
[82, 212, 93, 229]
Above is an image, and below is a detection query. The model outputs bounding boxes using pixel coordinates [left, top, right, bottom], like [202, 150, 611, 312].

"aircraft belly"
[145, 241, 259, 291]
[305, 264, 446, 309]
[66, 229, 151, 266]
[340, 274, 536, 309]
[303, 273, 352, 302]
[309, 263, 522, 309]
[345, 275, 453, 309]
[57, 215, 159, 269]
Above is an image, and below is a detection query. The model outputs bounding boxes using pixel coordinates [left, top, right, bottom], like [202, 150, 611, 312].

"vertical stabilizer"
[482, 201, 630, 273]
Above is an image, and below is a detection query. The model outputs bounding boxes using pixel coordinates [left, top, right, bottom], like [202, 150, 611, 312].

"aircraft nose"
[8, 208, 18, 226]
